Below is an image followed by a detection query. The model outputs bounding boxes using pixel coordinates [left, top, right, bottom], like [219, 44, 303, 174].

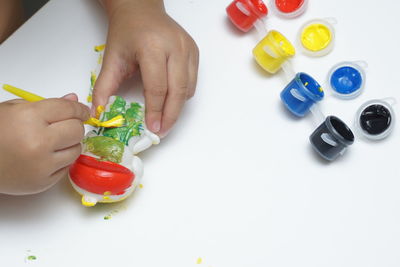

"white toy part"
[129, 129, 161, 155]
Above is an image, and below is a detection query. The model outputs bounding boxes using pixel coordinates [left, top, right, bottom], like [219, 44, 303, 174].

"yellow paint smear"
[97, 53, 103, 65]
[301, 23, 332, 52]
[85, 115, 125, 128]
[94, 44, 106, 52]
[196, 257, 203, 264]
[96, 105, 105, 118]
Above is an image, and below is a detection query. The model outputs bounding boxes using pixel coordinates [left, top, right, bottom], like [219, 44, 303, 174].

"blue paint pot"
[280, 72, 324, 117]
[328, 61, 366, 99]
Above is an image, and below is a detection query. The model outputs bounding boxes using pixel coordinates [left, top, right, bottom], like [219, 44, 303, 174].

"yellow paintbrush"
[2, 84, 124, 128]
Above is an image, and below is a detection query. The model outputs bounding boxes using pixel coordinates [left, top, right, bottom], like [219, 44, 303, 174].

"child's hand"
[0, 95, 89, 195]
[93, 0, 199, 138]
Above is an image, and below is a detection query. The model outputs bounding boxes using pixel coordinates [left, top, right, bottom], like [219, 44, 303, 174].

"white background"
[0, 0, 399, 266]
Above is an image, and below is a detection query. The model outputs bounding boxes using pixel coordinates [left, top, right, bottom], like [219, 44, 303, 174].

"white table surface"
[1, 0, 400, 266]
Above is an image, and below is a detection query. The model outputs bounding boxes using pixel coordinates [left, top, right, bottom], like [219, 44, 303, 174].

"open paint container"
[280, 72, 324, 117]
[310, 115, 355, 161]
[298, 18, 336, 57]
[270, 0, 308, 18]
[355, 98, 396, 141]
[279, 73, 355, 161]
[226, 0, 269, 32]
[328, 61, 367, 99]
[253, 30, 296, 74]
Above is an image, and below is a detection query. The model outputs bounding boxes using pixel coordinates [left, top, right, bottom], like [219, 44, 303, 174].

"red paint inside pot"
[275, 0, 304, 13]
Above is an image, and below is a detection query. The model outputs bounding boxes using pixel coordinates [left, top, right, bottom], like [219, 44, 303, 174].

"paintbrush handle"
[2, 84, 45, 102]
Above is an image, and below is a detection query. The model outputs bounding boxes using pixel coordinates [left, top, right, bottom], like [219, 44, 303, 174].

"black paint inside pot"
[359, 104, 392, 135]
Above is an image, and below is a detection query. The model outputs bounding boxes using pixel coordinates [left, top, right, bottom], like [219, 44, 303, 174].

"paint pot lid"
[328, 61, 367, 100]
[355, 98, 396, 141]
[298, 18, 336, 57]
[271, 0, 308, 18]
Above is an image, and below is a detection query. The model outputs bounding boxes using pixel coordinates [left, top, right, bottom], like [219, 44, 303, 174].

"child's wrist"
[99, 0, 165, 19]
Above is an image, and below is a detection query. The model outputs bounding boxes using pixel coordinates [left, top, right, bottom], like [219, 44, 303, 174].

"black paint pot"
[310, 116, 355, 161]
[355, 99, 396, 141]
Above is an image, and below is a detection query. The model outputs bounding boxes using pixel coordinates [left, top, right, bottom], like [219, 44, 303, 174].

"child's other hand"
[93, 0, 199, 138]
[0, 94, 89, 195]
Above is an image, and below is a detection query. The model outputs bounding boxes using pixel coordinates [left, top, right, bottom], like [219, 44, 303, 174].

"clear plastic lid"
[297, 18, 336, 57]
[270, 0, 308, 19]
[327, 61, 367, 100]
[354, 98, 396, 141]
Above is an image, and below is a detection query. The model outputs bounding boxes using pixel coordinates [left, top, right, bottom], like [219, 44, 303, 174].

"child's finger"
[48, 119, 85, 151]
[52, 143, 82, 171]
[61, 93, 78, 101]
[92, 55, 122, 113]
[139, 52, 168, 134]
[36, 99, 90, 123]
[159, 53, 189, 138]
[3, 99, 27, 104]
[49, 166, 70, 187]
[187, 46, 199, 99]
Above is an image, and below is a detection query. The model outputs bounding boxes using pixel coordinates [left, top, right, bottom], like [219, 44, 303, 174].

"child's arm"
[92, 0, 199, 138]
[0, 95, 89, 195]
[0, 0, 25, 43]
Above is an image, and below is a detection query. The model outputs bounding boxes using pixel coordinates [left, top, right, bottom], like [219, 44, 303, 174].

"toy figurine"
[69, 96, 160, 207]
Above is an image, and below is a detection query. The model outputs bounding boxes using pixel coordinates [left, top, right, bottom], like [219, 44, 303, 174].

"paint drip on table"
[24, 250, 37, 263]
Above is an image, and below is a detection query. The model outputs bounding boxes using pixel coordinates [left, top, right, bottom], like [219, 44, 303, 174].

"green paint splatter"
[83, 136, 124, 163]
[103, 206, 127, 221]
[27, 255, 37, 261]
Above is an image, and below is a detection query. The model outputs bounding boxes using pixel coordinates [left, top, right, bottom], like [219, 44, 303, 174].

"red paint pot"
[226, 0, 268, 32]
[69, 154, 134, 195]
[272, 0, 308, 18]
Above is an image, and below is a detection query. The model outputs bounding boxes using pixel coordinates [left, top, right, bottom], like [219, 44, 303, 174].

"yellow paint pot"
[298, 19, 335, 57]
[253, 30, 296, 74]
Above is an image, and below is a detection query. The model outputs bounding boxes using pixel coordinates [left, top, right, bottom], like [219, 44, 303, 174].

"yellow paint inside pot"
[253, 30, 295, 74]
[301, 23, 332, 52]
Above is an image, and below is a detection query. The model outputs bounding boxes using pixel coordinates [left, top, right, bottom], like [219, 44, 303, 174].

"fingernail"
[159, 129, 171, 139]
[61, 93, 78, 100]
[151, 120, 161, 133]
[90, 105, 96, 116]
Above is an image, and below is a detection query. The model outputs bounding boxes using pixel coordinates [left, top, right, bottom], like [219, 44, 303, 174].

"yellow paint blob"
[94, 44, 106, 52]
[301, 23, 332, 52]
[81, 196, 96, 207]
[96, 105, 105, 119]
[196, 257, 203, 264]
[253, 30, 295, 74]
